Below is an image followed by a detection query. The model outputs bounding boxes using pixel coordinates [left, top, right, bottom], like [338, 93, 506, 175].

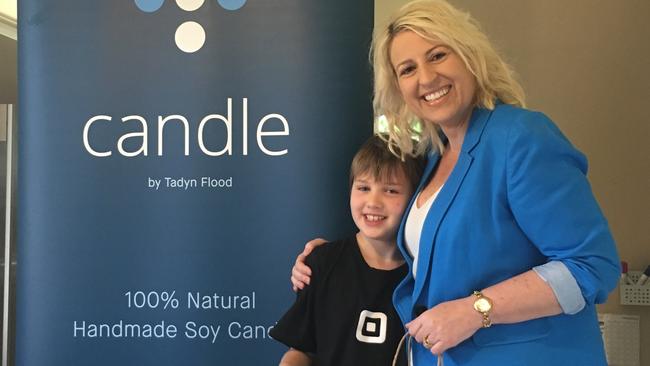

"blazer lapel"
[411, 107, 493, 304]
[397, 150, 441, 269]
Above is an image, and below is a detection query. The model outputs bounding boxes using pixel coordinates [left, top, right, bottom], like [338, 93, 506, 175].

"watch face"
[474, 298, 492, 312]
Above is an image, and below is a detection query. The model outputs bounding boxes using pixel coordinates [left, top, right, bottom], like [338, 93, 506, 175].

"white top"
[404, 186, 442, 278]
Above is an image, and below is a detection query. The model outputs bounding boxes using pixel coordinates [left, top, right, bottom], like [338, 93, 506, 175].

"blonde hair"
[372, 0, 526, 156]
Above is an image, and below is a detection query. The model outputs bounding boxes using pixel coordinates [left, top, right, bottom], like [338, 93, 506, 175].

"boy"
[270, 135, 424, 366]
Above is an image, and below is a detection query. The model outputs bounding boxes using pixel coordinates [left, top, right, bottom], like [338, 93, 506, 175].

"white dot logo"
[176, 0, 204, 12]
[175, 21, 206, 53]
[135, 0, 248, 53]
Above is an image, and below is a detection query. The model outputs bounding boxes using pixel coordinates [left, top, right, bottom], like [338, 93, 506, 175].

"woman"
[291, 1, 619, 365]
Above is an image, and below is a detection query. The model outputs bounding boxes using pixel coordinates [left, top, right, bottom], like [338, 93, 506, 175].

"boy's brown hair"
[349, 134, 425, 192]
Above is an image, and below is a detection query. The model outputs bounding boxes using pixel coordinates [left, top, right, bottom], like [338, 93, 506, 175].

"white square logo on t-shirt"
[356, 310, 387, 344]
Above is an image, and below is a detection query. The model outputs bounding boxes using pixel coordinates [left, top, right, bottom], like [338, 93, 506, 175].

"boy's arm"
[272, 246, 326, 363]
[279, 348, 313, 366]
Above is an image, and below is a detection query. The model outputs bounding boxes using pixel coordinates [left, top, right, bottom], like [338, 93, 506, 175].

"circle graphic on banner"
[217, 0, 247, 11]
[176, 0, 204, 11]
[175, 21, 206, 53]
[135, 0, 165, 12]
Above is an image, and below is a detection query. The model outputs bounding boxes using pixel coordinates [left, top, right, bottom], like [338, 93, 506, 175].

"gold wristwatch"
[472, 291, 493, 328]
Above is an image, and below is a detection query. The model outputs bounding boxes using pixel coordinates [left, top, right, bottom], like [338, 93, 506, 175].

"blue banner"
[17, 1, 373, 364]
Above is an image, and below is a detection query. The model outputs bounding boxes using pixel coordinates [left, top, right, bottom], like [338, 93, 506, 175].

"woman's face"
[390, 30, 477, 129]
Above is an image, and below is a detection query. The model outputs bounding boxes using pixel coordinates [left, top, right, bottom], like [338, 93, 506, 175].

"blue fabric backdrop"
[17, 1, 373, 364]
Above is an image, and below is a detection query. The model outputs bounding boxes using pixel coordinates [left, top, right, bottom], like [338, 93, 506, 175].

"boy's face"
[350, 169, 413, 245]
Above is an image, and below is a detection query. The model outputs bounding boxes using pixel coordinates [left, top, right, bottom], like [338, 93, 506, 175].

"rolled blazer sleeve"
[505, 112, 620, 305]
[533, 260, 585, 314]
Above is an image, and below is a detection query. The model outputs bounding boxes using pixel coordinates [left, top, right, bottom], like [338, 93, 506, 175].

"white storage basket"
[620, 271, 650, 306]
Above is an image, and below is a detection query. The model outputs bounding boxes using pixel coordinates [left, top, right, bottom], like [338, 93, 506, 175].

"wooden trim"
[0, 13, 16, 40]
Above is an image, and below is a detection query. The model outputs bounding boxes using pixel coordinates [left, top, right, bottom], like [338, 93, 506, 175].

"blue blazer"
[394, 104, 620, 365]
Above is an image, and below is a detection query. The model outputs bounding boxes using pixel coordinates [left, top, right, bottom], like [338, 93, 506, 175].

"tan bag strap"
[392, 333, 444, 366]
[391, 333, 410, 366]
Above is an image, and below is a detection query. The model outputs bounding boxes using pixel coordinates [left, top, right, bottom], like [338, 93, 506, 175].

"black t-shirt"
[271, 237, 408, 366]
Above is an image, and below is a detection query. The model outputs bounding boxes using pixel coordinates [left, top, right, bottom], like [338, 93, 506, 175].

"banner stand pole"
[2, 104, 15, 366]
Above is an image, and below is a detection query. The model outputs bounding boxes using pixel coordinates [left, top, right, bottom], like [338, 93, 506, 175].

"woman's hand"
[406, 296, 483, 355]
[290, 238, 327, 291]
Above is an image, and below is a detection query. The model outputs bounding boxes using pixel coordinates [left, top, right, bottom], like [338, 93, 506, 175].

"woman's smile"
[422, 85, 451, 103]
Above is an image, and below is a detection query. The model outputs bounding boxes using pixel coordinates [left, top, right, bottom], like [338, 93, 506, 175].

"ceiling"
[0, 1, 16, 20]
